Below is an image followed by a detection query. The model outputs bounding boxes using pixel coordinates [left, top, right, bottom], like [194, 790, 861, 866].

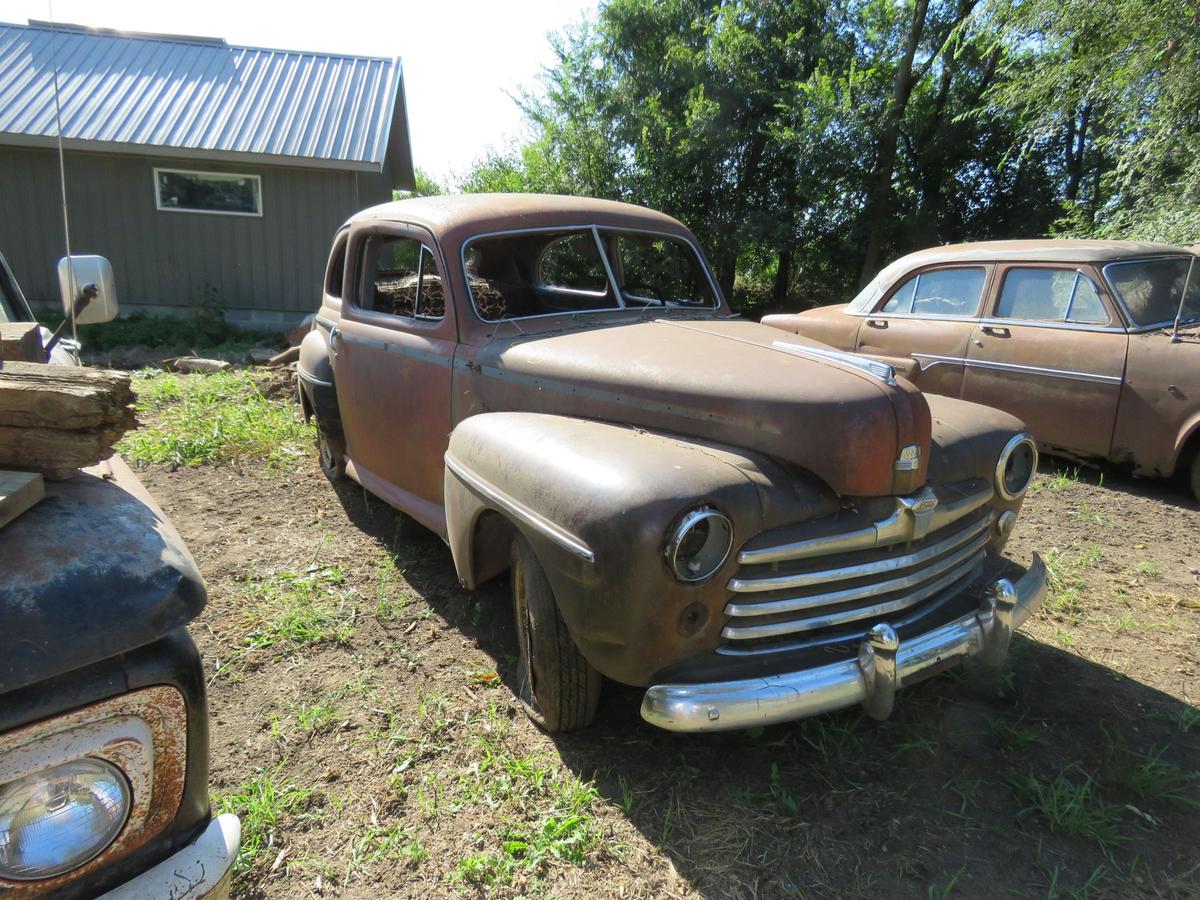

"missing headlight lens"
[666, 507, 733, 583]
[996, 433, 1038, 500]
[0, 758, 131, 880]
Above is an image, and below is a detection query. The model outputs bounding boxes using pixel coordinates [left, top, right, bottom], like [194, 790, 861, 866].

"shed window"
[154, 169, 262, 216]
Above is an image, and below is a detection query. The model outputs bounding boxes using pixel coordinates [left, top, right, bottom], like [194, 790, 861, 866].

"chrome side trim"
[729, 512, 992, 594]
[726, 530, 991, 619]
[721, 548, 985, 640]
[296, 367, 332, 388]
[914, 353, 1123, 385]
[736, 484, 991, 567]
[772, 341, 896, 384]
[640, 555, 1047, 732]
[444, 453, 595, 563]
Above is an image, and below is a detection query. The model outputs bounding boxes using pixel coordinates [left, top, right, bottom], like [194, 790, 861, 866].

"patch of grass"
[928, 865, 966, 899]
[1158, 705, 1200, 734]
[288, 699, 339, 734]
[119, 369, 314, 469]
[1071, 501, 1110, 527]
[50, 307, 280, 351]
[991, 717, 1048, 751]
[1043, 546, 1101, 623]
[217, 766, 320, 878]
[1013, 769, 1129, 853]
[346, 823, 427, 874]
[1102, 738, 1199, 807]
[239, 567, 356, 652]
[1032, 466, 1081, 495]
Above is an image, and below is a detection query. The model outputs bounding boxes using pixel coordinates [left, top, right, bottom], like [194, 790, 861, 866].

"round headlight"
[666, 507, 733, 583]
[0, 758, 131, 880]
[996, 433, 1038, 500]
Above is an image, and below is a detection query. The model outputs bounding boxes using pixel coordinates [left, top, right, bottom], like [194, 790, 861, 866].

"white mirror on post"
[56, 255, 119, 325]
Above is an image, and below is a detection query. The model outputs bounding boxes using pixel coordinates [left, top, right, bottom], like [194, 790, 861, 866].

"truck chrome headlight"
[0, 758, 131, 880]
[996, 433, 1037, 500]
[666, 507, 733, 583]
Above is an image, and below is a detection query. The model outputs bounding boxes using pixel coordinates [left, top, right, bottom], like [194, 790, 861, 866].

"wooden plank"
[0, 323, 44, 363]
[0, 361, 136, 430]
[0, 469, 44, 529]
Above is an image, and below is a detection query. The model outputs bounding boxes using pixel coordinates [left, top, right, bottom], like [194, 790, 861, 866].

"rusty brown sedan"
[297, 196, 1047, 733]
[764, 241, 1200, 500]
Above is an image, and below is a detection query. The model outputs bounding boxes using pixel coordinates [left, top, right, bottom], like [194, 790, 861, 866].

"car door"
[855, 264, 991, 398]
[961, 264, 1128, 458]
[332, 223, 457, 534]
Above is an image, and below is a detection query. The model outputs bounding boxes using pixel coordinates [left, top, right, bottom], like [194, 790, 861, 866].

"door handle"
[981, 325, 1009, 337]
[867, 318, 888, 329]
[328, 325, 342, 354]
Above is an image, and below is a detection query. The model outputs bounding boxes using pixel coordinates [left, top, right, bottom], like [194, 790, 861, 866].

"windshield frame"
[1101, 254, 1200, 332]
[459, 223, 724, 324]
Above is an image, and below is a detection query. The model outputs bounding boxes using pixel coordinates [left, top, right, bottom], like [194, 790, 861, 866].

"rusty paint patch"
[0, 685, 187, 895]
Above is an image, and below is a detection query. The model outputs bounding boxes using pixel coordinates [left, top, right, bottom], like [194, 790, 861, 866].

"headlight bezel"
[665, 506, 734, 584]
[0, 686, 186, 889]
[995, 433, 1038, 500]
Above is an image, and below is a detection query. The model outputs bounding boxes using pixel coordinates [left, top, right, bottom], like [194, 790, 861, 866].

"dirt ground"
[137, 433, 1200, 899]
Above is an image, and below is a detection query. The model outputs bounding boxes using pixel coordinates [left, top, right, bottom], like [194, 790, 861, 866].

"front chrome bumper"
[641, 554, 1047, 733]
[100, 813, 241, 899]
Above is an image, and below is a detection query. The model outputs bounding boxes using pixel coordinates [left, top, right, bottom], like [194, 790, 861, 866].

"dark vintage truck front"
[0, 254, 238, 897]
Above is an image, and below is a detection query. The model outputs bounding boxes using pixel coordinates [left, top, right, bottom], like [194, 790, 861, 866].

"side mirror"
[57, 255, 118, 324]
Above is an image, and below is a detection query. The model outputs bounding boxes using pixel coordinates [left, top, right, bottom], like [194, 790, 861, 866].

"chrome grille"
[721, 485, 994, 656]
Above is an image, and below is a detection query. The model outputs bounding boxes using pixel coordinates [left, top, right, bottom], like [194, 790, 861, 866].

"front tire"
[511, 536, 601, 731]
[1189, 451, 1200, 503]
[316, 424, 346, 482]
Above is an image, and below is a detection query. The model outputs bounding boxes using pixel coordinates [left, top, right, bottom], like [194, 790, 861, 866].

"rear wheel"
[511, 536, 601, 731]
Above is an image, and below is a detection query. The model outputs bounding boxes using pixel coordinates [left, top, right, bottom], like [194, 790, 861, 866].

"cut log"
[0, 361, 136, 477]
[0, 323, 44, 363]
[0, 469, 44, 529]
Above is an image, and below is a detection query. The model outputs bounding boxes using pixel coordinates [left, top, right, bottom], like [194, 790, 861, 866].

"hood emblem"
[895, 444, 921, 472]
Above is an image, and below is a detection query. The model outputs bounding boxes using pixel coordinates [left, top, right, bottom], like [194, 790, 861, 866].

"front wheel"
[316, 424, 346, 482]
[511, 536, 601, 732]
[1189, 451, 1200, 503]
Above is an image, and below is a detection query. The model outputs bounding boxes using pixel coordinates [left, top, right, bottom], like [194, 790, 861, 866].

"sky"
[1, 0, 597, 183]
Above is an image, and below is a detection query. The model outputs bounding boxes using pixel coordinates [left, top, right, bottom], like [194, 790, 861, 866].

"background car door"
[855, 265, 990, 398]
[333, 224, 457, 534]
[962, 264, 1127, 458]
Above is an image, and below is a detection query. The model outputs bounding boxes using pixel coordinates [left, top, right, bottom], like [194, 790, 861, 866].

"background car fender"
[442, 412, 838, 686]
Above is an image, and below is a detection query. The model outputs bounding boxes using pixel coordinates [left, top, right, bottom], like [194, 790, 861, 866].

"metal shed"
[0, 20, 415, 326]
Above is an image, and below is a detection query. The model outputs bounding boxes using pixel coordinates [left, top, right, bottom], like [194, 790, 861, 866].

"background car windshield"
[463, 229, 715, 320]
[1104, 257, 1200, 327]
[881, 267, 986, 316]
[609, 232, 717, 308]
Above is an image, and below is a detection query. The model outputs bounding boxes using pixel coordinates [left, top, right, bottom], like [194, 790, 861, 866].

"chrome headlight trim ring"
[996, 433, 1038, 500]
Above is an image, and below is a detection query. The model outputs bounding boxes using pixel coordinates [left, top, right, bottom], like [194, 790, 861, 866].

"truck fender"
[297, 327, 340, 432]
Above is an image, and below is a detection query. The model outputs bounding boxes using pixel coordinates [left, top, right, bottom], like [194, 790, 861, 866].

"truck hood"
[468, 317, 931, 496]
[0, 456, 205, 694]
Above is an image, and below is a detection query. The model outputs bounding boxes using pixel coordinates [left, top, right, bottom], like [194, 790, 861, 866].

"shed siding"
[0, 145, 391, 322]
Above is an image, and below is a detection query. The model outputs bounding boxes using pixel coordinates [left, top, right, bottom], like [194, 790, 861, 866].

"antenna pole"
[48, 1, 79, 353]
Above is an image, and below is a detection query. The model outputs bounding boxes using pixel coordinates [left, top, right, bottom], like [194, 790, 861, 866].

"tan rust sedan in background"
[763, 241, 1200, 499]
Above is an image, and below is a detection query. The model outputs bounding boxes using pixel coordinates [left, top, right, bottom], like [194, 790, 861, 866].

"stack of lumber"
[0, 361, 136, 479]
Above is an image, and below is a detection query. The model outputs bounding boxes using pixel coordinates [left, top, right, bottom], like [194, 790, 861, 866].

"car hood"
[0, 456, 205, 694]
[466, 316, 931, 496]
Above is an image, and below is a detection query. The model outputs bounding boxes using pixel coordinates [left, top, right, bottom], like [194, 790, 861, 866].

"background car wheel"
[1190, 451, 1200, 503]
[511, 535, 601, 732]
[316, 424, 346, 482]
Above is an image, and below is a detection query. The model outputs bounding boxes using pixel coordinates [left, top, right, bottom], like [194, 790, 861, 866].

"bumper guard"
[641, 554, 1047, 732]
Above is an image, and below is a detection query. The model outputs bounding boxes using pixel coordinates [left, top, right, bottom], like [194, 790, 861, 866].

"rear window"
[995, 268, 1109, 324]
[462, 228, 718, 321]
[1103, 257, 1200, 327]
[881, 267, 986, 317]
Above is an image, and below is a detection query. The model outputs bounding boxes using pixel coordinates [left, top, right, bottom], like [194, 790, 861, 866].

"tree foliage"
[458, 0, 1199, 309]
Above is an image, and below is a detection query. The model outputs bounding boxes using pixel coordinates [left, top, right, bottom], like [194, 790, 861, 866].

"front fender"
[443, 412, 837, 686]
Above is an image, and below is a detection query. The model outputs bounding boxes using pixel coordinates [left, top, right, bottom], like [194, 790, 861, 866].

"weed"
[1043, 549, 1090, 622]
[769, 762, 802, 815]
[928, 865, 966, 899]
[1013, 769, 1129, 853]
[238, 568, 356, 652]
[62, 307, 277, 351]
[346, 823, 427, 874]
[288, 699, 339, 734]
[991, 717, 1047, 751]
[1071, 501, 1109, 527]
[1102, 738, 1199, 807]
[120, 369, 313, 469]
[217, 766, 319, 877]
[1032, 466, 1080, 495]
[1162, 705, 1200, 734]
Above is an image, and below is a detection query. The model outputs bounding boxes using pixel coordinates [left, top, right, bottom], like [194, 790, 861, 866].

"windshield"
[1103, 256, 1200, 328]
[462, 228, 719, 321]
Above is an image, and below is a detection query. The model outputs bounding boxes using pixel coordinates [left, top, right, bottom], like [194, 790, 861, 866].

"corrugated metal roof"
[0, 20, 413, 185]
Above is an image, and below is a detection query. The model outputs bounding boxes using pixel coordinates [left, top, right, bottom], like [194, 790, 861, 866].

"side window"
[995, 268, 1108, 325]
[325, 233, 347, 299]
[359, 235, 445, 320]
[880, 267, 986, 316]
[537, 234, 608, 293]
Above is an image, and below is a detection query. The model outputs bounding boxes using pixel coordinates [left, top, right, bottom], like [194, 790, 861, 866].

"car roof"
[347, 193, 692, 248]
